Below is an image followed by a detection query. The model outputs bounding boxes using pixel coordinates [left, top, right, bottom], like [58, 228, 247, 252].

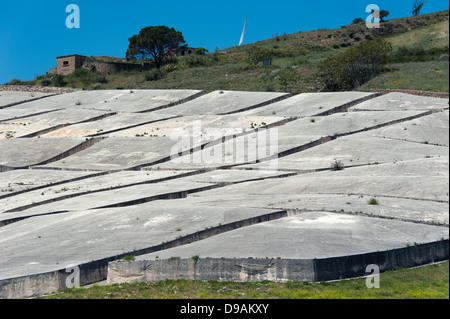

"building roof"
[56, 54, 85, 59]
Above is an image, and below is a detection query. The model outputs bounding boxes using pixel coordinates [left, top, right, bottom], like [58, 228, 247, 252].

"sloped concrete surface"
[0, 89, 448, 298]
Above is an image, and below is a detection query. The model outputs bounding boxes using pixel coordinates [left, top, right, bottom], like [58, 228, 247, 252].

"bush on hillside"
[247, 46, 272, 67]
[145, 68, 166, 81]
[8, 78, 23, 85]
[69, 68, 108, 84]
[194, 47, 208, 55]
[318, 38, 392, 91]
[389, 46, 450, 63]
[51, 74, 67, 87]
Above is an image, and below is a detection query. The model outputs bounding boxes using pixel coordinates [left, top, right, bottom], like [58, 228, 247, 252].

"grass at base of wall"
[42, 261, 448, 299]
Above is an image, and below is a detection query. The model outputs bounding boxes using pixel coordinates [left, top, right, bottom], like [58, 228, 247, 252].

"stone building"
[54, 54, 86, 75]
[48, 54, 151, 76]
[167, 46, 197, 57]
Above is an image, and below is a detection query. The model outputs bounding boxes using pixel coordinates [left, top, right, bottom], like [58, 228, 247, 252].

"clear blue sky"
[0, 0, 448, 84]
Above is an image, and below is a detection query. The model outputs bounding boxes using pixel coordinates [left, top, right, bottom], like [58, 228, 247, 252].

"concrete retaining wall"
[0, 85, 82, 94]
[107, 240, 449, 284]
[370, 89, 449, 99]
[0, 227, 447, 298]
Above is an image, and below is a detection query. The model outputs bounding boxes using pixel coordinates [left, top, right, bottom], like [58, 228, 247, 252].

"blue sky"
[0, 0, 448, 84]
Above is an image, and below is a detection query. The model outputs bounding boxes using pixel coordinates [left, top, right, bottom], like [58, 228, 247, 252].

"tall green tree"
[126, 26, 185, 69]
[379, 10, 390, 22]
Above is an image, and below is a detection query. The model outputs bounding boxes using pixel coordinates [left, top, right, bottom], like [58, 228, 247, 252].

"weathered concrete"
[106, 114, 286, 138]
[367, 110, 449, 146]
[0, 203, 287, 286]
[0, 137, 97, 169]
[154, 110, 433, 170]
[36, 137, 179, 171]
[41, 113, 178, 138]
[0, 170, 194, 216]
[0, 109, 113, 139]
[0, 108, 59, 122]
[241, 91, 377, 117]
[0, 91, 53, 108]
[9, 89, 204, 113]
[108, 239, 449, 284]
[133, 211, 448, 260]
[151, 90, 291, 115]
[239, 135, 449, 171]
[193, 159, 449, 202]
[0, 89, 448, 298]
[349, 92, 449, 111]
[0, 169, 99, 195]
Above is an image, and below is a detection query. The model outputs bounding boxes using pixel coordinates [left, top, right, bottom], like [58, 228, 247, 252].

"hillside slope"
[13, 10, 450, 93]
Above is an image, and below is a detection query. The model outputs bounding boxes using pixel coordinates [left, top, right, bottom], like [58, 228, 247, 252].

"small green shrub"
[278, 67, 298, 91]
[40, 79, 51, 86]
[318, 38, 392, 91]
[194, 47, 208, 55]
[439, 54, 449, 61]
[185, 54, 209, 67]
[247, 46, 272, 67]
[145, 69, 166, 81]
[330, 160, 345, 171]
[352, 18, 364, 24]
[8, 78, 22, 85]
[121, 256, 135, 262]
[368, 198, 379, 205]
[51, 74, 67, 87]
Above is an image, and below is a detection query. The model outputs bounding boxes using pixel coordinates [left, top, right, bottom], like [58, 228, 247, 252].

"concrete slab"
[180, 193, 449, 226]
[349, 92, 449, 111]
[241, 92, 376, 117]
[0, 89, 448, 298]
[106, 114, 286, 138]
[153, 110, 428, 170]
[367, 110, 449, 146]
[0, 170, 194, 215]
[76, 89, 204, 113]
[0, 108, 59, 122]
[10, 89, 204, 113]
[239, 135, 449, 171]
[0, 169, 98, 195]
[151, 90, 291, 115]
[154, 168, 294, 184]
[135, 211, 448, 260]
[7, 179, 216, 214]
[0, 91, 53, 108]
[192, 158, 449, 202]
[41, 113, 178, 138]
[0, 109, 112, 138]
[36, 137, 179, 171]
[0, 203, 284, 280]
[0, 137, 91, 169]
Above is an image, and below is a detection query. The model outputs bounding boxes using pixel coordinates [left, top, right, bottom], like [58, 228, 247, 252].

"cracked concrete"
[0, 89, 448, 298]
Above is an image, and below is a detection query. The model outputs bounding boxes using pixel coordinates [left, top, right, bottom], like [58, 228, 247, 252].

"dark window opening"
[63, 61, 70, 67]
